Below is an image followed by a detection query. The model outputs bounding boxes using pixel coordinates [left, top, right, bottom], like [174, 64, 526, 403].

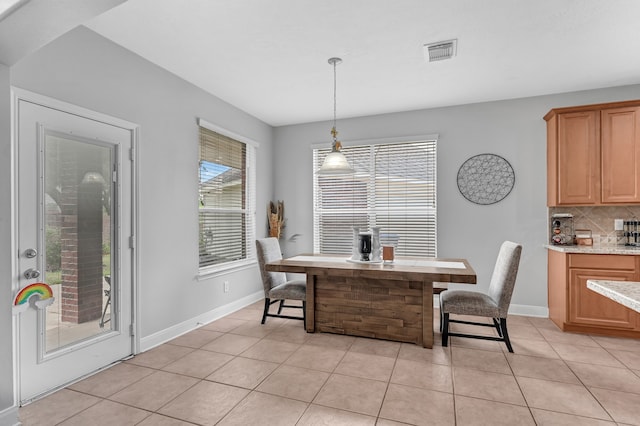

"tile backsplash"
[549, 206, 640, 246]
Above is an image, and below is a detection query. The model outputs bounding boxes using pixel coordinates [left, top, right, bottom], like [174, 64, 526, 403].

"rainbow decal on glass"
[13, 282, 55, 313]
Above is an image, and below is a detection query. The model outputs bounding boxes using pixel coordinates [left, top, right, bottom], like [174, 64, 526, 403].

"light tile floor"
[19, 300, 640, 425]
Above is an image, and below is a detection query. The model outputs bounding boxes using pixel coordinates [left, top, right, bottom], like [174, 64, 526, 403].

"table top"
[266, 253, 477, 284]
[587, 280, 640, 313]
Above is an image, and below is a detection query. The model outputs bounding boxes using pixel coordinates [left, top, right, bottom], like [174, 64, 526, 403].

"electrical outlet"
[224, 281, 229, 293]
[615, 219, 624, 231]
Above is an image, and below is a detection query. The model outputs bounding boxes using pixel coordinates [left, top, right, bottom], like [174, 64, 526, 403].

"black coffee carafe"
[358, 233, 372, 261]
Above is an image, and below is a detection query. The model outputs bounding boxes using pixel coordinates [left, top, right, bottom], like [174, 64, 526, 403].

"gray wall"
[273, 84, 640, 313]
[0, 63, 15, 419]
[10, 26, 274, 340]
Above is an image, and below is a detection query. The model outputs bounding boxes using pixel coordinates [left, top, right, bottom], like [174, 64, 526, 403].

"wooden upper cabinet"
[546, 100, 640, 206]
[601, 106, 640, 203]
[556, 111, 599, 205]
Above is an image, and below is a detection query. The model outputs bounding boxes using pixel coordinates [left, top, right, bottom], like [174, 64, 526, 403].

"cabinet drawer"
[568, 254, 636, 270]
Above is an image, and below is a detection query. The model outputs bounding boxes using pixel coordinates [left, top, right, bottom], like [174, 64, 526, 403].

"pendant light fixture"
[317, 57, 355, 175]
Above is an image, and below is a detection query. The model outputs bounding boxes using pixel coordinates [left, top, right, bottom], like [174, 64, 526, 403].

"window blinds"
[313, 140, 437, 257]
[199, 126, 256, 269]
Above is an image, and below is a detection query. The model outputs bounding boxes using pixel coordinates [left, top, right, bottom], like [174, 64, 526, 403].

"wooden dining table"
[266, 254, 476, 348]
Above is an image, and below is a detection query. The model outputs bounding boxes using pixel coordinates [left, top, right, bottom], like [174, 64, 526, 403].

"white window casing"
[198, 119, 257, 274]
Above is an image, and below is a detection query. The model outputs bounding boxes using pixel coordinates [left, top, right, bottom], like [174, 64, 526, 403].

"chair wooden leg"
[277, 299, 285, 314]
[302, 301, 306, 330]
[442, 313, 450, 347]
[492, 318, 503, 337]
[439, 297, 444, 333]
[261, 298, 270, 324]
[499, 318, 513, 352]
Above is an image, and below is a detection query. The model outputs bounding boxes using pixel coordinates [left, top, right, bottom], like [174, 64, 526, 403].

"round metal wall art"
[457, 153, 515, 205]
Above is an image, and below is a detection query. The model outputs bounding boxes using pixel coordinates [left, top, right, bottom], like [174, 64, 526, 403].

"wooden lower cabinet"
[568, 268, 636, 329]
[548, 250, 640, 337]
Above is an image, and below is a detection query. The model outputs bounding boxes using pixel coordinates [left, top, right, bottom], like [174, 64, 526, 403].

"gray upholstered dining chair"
[440, 241, 522, 352]
[255, 238, 306, 327]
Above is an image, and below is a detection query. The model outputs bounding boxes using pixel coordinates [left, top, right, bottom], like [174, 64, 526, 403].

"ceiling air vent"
[424, 39, 457, 62]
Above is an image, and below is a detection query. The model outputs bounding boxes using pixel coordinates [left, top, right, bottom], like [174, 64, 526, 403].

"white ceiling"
[0, 0, 125, 66]
[13, 1, 640, 126]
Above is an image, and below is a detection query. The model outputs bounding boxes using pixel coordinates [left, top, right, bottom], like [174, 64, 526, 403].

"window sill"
[197, 258, 257, 281]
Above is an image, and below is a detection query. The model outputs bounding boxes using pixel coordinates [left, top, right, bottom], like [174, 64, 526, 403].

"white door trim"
[10, 87, 141, 402]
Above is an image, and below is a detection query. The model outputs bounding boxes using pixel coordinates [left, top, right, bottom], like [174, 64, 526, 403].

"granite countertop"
[545, 244, 640, 255]
[587, 280, 640, 313]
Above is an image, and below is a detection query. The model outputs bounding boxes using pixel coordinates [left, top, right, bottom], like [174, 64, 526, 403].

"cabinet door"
[556, 111, 599, 205]
[569, 268, 637, 329]
[601, 106, 640, 203]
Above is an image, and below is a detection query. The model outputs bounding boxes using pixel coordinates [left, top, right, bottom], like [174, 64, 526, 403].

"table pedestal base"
[306, 274, 435, 348]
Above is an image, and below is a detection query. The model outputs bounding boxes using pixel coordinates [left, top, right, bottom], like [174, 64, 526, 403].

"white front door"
[15, 93, 136, 404]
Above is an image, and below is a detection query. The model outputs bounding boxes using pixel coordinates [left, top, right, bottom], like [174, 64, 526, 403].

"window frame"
[312, 134, 438, 258]
[197, 118, 259, 278]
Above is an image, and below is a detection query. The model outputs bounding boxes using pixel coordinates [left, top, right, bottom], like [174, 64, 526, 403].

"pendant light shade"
[317, 57, 354, 175]
[318, 141, 353, 175]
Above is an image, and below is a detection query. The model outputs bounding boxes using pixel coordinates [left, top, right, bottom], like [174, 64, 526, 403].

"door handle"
[24, 268, 41, 279]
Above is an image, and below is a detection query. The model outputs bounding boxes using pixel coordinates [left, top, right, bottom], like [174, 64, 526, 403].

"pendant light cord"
[333, 59, 337, 139]
[328, 57, 342, 148]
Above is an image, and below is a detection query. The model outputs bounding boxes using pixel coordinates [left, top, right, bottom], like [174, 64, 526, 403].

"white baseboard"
[0, 405, 20, 426]
[432, 295, 549, 318]
[139, 290, 263, 353]
[508, 303, 549, 318]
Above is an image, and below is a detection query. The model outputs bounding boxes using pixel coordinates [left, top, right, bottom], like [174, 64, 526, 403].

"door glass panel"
[43, 132, 115, 353]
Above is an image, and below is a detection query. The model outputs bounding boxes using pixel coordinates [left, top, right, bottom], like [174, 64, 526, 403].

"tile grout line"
[373, 347, 400, 423]
[525, 318, 616, 423]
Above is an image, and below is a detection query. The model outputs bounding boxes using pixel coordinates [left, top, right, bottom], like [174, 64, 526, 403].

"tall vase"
[351, 226, 360, 260]
[371, 226, 381, 262]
